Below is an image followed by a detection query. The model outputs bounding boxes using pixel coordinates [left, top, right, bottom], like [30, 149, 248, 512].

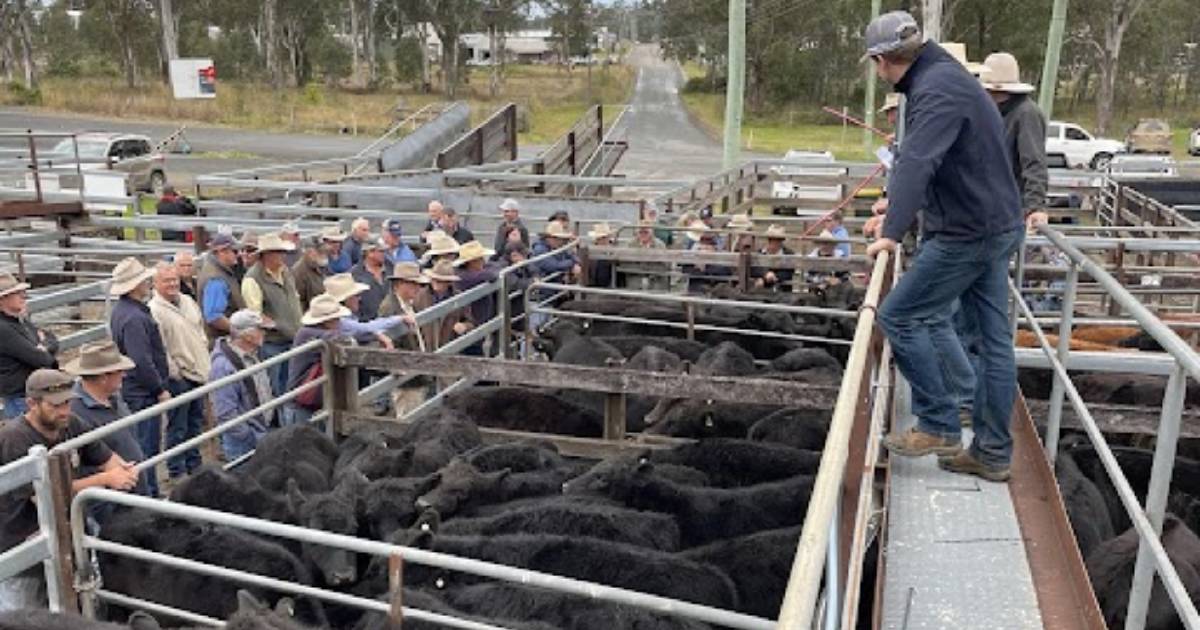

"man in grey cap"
[198, 233, 247, 339]
[493, 198, 529, 254]
[280, 221, 303, 268]
[208, 310, 274, 461]
[862, 11, 1023, 482]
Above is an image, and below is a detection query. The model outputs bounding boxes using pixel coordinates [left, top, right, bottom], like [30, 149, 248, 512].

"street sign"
[169, 59, 217, 100]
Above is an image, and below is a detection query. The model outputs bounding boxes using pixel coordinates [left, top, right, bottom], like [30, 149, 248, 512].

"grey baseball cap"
[862, 11, 921, 60]
[229, 309, 274, 334]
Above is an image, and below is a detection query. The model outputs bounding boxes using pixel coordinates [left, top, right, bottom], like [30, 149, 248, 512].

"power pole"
[1038, 0, 1069, 119]
[722, 0, 746, 169]
[863, 0, 882, 151]
[922, 0, 942, 41]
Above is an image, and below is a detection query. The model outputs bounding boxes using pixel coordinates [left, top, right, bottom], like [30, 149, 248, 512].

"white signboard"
[170, 59, 217, 99]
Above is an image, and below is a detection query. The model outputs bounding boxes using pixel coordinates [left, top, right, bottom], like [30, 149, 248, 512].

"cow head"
[287, 478, 360, 587]
[364, 474, 439, 539]
[414, 458, 510, 518]
[563, 453, 653, 497]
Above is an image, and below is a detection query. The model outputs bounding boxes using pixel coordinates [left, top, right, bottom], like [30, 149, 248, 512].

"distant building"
[461, 29, 560, 65]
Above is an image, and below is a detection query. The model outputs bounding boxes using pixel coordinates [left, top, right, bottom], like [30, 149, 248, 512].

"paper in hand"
[876, 146, 894, 170]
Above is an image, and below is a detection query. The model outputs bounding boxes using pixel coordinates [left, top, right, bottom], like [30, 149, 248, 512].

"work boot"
[937, 450, 1011, 482]
[883, 428, 961, 457]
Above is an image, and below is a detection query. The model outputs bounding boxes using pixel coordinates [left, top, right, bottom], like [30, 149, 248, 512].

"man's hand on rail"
[871, 197, 889, 216]
[865, 237, 896, 259]
[1026, 211, 1049, 233]
[104, 462, 140, 491]
[863, 215, 885, 238]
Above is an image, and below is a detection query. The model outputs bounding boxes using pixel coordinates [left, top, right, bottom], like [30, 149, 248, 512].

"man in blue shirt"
[383, 218, 418, 266]
[324, 226, 353, 274]
[197, 234, 246, 339]
[821, 210, 852, 258]
[863, 11, 1023, 482]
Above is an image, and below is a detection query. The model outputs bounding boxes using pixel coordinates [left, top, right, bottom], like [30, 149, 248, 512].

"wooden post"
[46, 451, 80, 614]
[603, 393, 627, 441]
[323, 341, 359, 438]
[736, 251, 751, 289]
[192, 226, 207, 256]
[685, 303, 696, 341]
[386, 553, 404, 627]
[27, 133, 42, 203]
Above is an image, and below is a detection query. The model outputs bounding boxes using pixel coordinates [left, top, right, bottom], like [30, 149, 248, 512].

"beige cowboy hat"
[541, 221, 572, 239]
[110, 257, 155, 296]
[685, 220, 712, 243]
[942, 42, 988, 76]
[980, 52, 1035, 94]
[423, 260, 461, 283]
[453, 240, 496, 267]
[389, 262, 429, 284]
[301, 294, 351, 326]
[63, 340, 136, 377]
[586, 222, 614, 240]
[257, 233, 296, 253]
[323, 273, 370, 303]
[878, 92, 901, 114]
[320, 226, 348, 242]
[726, 214, 754, 230]
[421, 234, 460, 263]
[764, 224, 788, 239]
[0, 273, 30, 299]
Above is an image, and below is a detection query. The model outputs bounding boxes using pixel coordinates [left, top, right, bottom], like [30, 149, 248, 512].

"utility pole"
[863, 0, 882, 151]
[722, 0, 746, 169]
[1038, 0, 1069, 119]
[922, 0, 942, 42]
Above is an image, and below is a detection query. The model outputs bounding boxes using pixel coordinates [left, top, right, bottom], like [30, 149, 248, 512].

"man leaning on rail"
[861, 11, 1024, 482]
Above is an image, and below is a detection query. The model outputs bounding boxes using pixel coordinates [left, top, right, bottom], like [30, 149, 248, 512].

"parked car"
[1188, 127, 1200, 156]
[1045, 121, 1126, 171]
[1106, 154, 1178, 179]
[47, 132, 167, 194]
[1125, 118, 1172, 155]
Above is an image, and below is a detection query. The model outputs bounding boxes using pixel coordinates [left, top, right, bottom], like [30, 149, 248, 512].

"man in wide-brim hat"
[421, 233, 461, 266]
[322, 272, 410, 349]
[0, 272, 57, 420]
[242, 232, 302, 397]
[322, 225, 353, 274]
[421, 260, 473, 347]
[586, 222, 615, 245]
[108, 256, 171, 497]
[532, 221, 580, 279]
[980, 51, 1048, 233]
[453, 242, 499, 355]
[380, 262, 429, 352]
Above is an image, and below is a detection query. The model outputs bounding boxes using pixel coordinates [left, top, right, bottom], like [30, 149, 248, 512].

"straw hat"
[941, 42, 988, 76]
[0, 273, 30, 298]
[726, 214, 754, 230]
[301, 294, 351, 326]
[980, 52, 1035, 94]
[765, 224, 788, 239]
[421, 234, 461, 262]
[257, 233, 296, 253]
[541, 222, 572, 239]
[239, 232, 258, 251]
[586, 222, 614, 240]
[685, 220, 711, 243]
[321, 226, 348, 242]
[453, 240, 496, 267]
[110, 257, 155, 296]
[323, 273, 370, 302]
[423, 260, 461, 283]
[389, 262, 429, 284]
[878, 92, 901, 114]
[63, 340, 135, 377]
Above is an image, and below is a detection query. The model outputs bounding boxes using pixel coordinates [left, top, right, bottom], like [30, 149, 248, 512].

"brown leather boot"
[883, 427, 962, 457]
[937, 450, 1011, 482]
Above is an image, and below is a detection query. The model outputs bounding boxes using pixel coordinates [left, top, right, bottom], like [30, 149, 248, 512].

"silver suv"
[49, 132, 167, 195]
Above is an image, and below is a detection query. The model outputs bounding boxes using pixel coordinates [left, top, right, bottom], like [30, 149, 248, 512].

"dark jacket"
[111, 296, 170, 400]
[0, 312, 57, 397]
[71, 383, 150, 496]
[456, 265, 499, 326]
[344, 236, 365, 267]
[446, 225, 475, 245]
[351, 261, 389, 321]
[286, 326, 342, 408]
[493, 220, 530, 254]
[998, 94, 1049, 214]
[882, 42, 1022, 242]
[291, 257, 328, 313]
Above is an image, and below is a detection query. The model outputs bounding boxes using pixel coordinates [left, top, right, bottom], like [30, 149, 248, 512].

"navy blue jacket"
[111, 296, 170, 400]
[882, 43, 1022, 242]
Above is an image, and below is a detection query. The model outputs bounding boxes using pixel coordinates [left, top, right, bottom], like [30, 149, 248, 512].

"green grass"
[682, 92, 879, 161]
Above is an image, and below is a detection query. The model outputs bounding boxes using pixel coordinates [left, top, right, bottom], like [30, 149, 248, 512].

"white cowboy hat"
[453, 240, 496, 266]
[257, 233, 296, 253]
[423, 260, 461, 283]
[764, 224, 788, 239]
[726, 214, 754, 230]
[320, 226, 348, 242]
[389, 262, 429, 284]
[980, 52, 1035, 94]
[110, 257, 155, 296]
[878, 92, 901, 114]
[323, 273, 370, 303]
[541, 222, 572, 239]
[301, 294, 352, 326]
[586, 222, 614, 240]
[685, 220, 711, 243]
[941, 42, 988, 76]
[0, 273, 30, 299]
[420, 234, 460, 262]
[63, 340, 136, 376]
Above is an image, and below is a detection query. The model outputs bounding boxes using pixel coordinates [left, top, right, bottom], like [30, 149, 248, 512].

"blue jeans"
[928, 301, 976, 408]
[878, 228, 1022, 467]
[124, 394, 162, 497]
[2, 396, 27, 420]
[259, 341, 291, 400]
[221, 418, 266, 463]
[165, 379, 204, 478]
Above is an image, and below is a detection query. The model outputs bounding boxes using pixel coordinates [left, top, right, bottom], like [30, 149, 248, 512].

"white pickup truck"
[1046, 121, 1126, 171]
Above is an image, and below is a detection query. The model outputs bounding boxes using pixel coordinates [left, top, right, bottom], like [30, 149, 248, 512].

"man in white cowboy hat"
[422, 260, 474, 348]
[753, 225, 797, 290]
[284, 294, 354, 425]
[236, 231, 259, 282]
[351, 235, 389, 320]
[494, 198, 529, 253]
[148, 262, 210, 480]
[726, 214, 755, 252]
[198, 233, 247, 339]
[861, 11, 1023, 482]
[981, 51, 1049, 231]
[682, 221, 734, 293]
[280, 221, 303, 268]
[0, 272, 58, 420]
[242, 232, 303, 397]
[940, 42, 988, 76]
[454, 241, 499, 354]
[108, 256, 171, 497]
[323, 225, 353, 274]
[379, 262, 429, 351]
[322, 272, 410, 348]
[64, 341, 152, 496]
[208, 310, 275, 459]
[292, 235, 331, 313]
[532, 221, 581, 280]
[420, 232, 460, 268]
[584, 224, 615, 287]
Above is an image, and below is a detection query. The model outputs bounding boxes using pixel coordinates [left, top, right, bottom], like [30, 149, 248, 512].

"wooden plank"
[604, 393, 627, 441]
[331, 348, 841, 408]
[46, 452, 80, 613]
[0, 201, 85, 219]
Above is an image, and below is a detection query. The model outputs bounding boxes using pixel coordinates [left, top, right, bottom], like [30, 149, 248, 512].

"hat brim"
[0, 282, 31, 298]
[453, 249, 496, 266]
[424, 271, 461, 282]
[983, 81, 1035, 94]
[328, 282, 370, 302]
[41, 389, 77, 405]
[63, 354, 137, 377]
[586, 232, 613, 240]
[301, 304, 352, 326]
[110, 268, 155, 296]
[322, 234, 348, 243]
[259, 242, 297, 253]
[390, 274, 430, 284]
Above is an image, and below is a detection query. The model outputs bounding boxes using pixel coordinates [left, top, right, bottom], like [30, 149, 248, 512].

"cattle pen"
[0, 116, 1199, 630]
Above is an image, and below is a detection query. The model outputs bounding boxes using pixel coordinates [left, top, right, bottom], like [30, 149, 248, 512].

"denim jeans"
[928, 301, 976, 408]
[165, 379, 204, 478]
[124, 394, 162, 497]
[1, 396, 27, 420]
[878, 228, 1023, 467]
[259, 340, 291, 399]
[221, 419, 266, 463]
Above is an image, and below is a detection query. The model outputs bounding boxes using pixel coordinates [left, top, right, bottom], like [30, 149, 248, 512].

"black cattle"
[565, 455, 814, 546]
[654, 462, 712, 486]
[1066, 444, 1200, 535]
[415, 458, 568, 518]
[0, 610, 135, 630]
[642, 399, 781, 438]
[770, 347, 842, 372]
[748, 407, 831, 451]
[680, 526, 801, 618]
[464, 440, 565, 472]
[417, 500, 683, 551]
[692, 341, 757, 377]
[650, 439, 822, 487]
[99, 509, 327, 627]
[352, 588, 561, 630]
[239, 425, 340, 493]
[1054, 450, 1115, 559]
[399, 410, 484, 476]
[542, 319, 624, 367]
[362, 475, 440, 540]
[443, 582, 715, 630]
[376, 531, 739, 610]
[1087, 516, 1200, 630]
[457, 493, 627, 518]
[1019, 369, 1200, 408]
[169, 465, 295, 523]
[334, 430, 414, 482]
[626, 345, 685, 373]
[597, 336, 708, 362]
[287, 473, 369, 587]
[443, 386, 602, 437]
[0, 591, 309, 630]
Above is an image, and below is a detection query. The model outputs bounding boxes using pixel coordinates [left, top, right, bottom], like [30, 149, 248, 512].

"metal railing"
[0, 446, 65, 611]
